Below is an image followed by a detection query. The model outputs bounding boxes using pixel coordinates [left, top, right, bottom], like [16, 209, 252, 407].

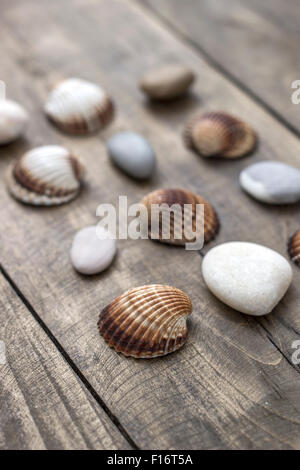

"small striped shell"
[44, 78, 114, 134]
[0, 99, 29, 144]
[98, 284, 193, 358]
[288, 229, 300, 267]
[184, 111, 256, 158]
[7, 145, 85, 206]
[140, 188, 219, 245]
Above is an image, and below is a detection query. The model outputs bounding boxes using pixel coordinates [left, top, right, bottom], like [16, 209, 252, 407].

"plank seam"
[0, 264, 139, 450]
[135, 0, 300, 139]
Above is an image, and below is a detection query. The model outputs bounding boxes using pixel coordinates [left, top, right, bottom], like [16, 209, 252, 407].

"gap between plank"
[133, 0, 300, 139]
[0, 264, 139, 450]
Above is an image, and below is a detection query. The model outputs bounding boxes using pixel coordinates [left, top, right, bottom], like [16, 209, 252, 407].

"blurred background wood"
[0, 0, 300, 450]
[144, 0, 300, 134]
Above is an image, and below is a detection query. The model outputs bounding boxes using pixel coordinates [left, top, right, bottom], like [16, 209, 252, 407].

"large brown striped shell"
[44, 78, 114, 134]
[98, 284, 193, 358]
[288, 229, 300, 267]
[6, 145, 85, 206]
[140, 188, 219, 246]
[184, 111, 256, 158]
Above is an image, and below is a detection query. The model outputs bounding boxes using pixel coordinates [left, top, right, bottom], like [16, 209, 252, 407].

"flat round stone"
[202, 242, 292, 316]
[240, 161, 300, 204]
[107, 131, 156, 180]
[139, 64, 195, 100]
[71, 225, 116, 275]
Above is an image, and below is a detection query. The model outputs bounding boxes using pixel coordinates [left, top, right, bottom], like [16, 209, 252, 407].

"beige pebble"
[139, 64, 195, 100]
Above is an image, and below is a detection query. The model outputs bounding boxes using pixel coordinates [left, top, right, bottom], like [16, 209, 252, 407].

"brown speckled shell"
[140, 188, 219, 245]
[184, 111, 256, 158]
[98, 284, 193, 358]
[288, 229, 300, 267]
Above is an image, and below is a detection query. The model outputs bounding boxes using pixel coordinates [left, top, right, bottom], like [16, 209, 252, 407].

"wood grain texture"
[143, 0, 300, 133]
[0, 0, 300, 449]
[0, 273, 131, 450]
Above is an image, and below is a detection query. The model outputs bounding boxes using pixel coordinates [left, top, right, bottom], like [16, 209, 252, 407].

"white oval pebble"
[240, 161, 300, 204]
[107, 131, 155, 180]
[202, 242, 292, 316]
[0, 99, 29, 144]
[71, 225, 116, 275]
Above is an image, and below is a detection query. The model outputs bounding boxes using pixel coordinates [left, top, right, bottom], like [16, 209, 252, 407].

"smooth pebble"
[202, 242, 292, 316]
[107, 131, 155, 180]
[71, 225, 116, 275]
[240, 161, 300, 204]
[139, 64, 195, 100]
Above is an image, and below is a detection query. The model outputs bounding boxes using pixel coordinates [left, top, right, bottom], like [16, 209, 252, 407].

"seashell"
[0, 99, 29, 144]
[184, 111, 256, 158]
[140, 188, 219, 246]
[288, 229, 300, 267]
[6, 145, 85, 206]
[44, 78, 114, 134]
[139, 64, 195, 100]
[98, 284, 193, 358]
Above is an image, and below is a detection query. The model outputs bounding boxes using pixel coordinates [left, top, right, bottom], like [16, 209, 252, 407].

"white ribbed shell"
[20, 145, 80, 192]
[7, 145, 84, 206]
[0, 99, 29, 144]
[44, 78, 113, 134]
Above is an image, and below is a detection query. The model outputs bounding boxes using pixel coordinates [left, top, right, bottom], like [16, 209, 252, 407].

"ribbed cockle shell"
[184, 111, 256, 158]
[288, 229, 300, 267]
[7, 145, 85, 206]
[98, 284, 193, 358]
[0, 99, 29, 144]
[44, 78, 114, 134]
[140, 188, 219, 246]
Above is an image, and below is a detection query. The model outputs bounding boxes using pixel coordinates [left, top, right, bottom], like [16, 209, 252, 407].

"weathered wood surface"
[1, 0, 300, 449]
[0, 272, 131, 450]
[143, 0, 300, 133]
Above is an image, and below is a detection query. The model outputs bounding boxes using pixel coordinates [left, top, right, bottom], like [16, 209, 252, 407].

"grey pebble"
[107, 131, 156, 180]
[240, 161, 300, 204]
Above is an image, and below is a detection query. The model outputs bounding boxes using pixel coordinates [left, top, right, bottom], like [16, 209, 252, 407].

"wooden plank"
[0, 272, 131, 450]
[1, 0, 300, 449]
[142, 0, 300, 133]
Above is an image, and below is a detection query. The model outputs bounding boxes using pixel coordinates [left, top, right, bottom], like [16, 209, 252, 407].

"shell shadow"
[0, 137, 29, 161]
[142, 91, 201, 123]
